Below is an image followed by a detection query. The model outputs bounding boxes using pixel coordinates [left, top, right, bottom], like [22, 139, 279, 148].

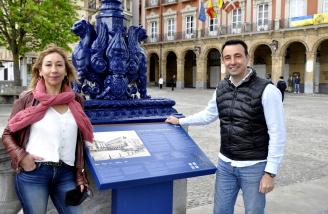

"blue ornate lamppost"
[71, 0, 179, 124]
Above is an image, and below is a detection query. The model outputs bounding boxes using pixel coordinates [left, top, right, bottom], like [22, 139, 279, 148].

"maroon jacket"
[1, 91, 89, 186]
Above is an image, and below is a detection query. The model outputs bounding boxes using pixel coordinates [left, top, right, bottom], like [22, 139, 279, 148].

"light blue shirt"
[179, 72, 286, 175]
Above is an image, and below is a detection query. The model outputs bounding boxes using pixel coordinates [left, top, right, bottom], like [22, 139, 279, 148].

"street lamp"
[193, 46, 201, 56]
[270, 40, 279, 52]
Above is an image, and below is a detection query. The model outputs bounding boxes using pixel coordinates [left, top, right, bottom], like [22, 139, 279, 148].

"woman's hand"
[165, 116, 179, 125]
[20, 154, 43, 171]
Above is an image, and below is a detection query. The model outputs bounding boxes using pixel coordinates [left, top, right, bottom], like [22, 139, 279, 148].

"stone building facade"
[143, 0, 328, 94]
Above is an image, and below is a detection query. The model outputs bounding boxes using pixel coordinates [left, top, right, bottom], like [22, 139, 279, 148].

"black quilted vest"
[216, 71, 271, 160]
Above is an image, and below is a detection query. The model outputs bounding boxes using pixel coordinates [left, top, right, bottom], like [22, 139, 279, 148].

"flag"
[217, 0, 224, 9]
[290, 15, 313, 27]
[207, 0, 217, 19]
[223, 0, 240, 13]
[198, 1, 206, 22]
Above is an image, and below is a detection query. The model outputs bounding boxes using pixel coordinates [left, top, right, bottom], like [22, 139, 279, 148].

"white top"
[179, 72, 286, 175]
[159, 78, 164, 84]
[26, 107, 78, 166]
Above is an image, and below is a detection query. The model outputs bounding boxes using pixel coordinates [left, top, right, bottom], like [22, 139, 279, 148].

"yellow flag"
[218, 0, 224, 9]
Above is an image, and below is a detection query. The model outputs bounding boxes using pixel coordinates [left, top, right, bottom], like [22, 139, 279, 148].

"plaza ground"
[1, 87, 328, 213]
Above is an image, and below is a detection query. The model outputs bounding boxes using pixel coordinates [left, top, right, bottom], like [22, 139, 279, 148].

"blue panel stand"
[85, 123, 217, 214]
[112, 181, 173, 214]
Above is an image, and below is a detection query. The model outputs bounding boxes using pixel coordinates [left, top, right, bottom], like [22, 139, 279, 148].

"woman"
[2, 46, 94, 214]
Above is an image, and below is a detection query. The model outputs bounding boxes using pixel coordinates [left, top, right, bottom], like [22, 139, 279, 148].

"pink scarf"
[8, 80, 94, 142]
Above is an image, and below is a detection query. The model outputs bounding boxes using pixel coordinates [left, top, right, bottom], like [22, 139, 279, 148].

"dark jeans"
[15, 163, 81, 214]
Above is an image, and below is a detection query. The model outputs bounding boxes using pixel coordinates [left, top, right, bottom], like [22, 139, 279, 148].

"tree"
[0, 0, 78, 86]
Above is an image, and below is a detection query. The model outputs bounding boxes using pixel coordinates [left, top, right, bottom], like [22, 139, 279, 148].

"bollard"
[0, 142, 22, 214]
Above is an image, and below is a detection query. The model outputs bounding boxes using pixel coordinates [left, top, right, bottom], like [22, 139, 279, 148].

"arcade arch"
[283, 42, 307, 93]
[315, 40, 328, 94]
[149, 53, 159, 85]
[184, 50, 197, 88]
[206, 48, 221, 88]
[252, 44, 272, 80]
[166, 51, 177, 87]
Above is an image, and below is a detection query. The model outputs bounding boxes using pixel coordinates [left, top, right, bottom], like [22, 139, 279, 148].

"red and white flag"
[223, 0, 240, 13]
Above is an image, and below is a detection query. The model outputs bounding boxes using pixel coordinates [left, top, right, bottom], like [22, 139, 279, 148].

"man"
[166, 40, 286, 214]
[171, 74, 176, 91]
[159, 76, 164, 89]
[276, 76, 287, 101]
[294, 75, 301, 94]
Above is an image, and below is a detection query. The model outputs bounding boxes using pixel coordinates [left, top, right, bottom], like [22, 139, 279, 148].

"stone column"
[132, 0, 139, 25]
[271, 55, 284, 83]
[196, 57, 206, 88]
[221, 62, 226, 80]
[140, 0, 145, 27]
[161, 59, 167, 85]
[176, 57, 184, 89]
[304, 51, 315, 94]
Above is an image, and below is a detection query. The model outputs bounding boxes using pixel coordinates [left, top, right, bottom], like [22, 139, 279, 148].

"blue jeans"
[214, 160, 266, 214]
[15, 163, 82, 214]
[294, 84, 300, 93]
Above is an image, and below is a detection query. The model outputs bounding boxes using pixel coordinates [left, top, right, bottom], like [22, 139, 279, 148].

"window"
[290, 0, 306, 18]
[150, 0, 158, 6]
[150, 21, 157, 42]
[167, 18, 175, 40]
[209, 17, 218, 35]
[324, 0, 328, 13]
[257, 3, 269, 31]
[232, 8, 242, 34]
[185, 16, 194, 38]
[4, 68, 8, 81]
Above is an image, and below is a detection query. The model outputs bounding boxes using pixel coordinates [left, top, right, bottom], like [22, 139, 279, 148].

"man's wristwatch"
[265, 172, 276, 178]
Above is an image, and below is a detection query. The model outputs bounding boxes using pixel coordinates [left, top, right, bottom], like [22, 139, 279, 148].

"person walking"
[277, 76, 287, 101]
[2, 46, 94, 214]
[171, 75, 176, 91]
[166, 40, 286, 214]
[159, 76, 164, 89]
[294, 75, 301, 94]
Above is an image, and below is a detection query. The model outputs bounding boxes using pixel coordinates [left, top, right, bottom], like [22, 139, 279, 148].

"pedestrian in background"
[159, 76, 163, 89]
[294, 75, 301, 94]
[166, 40, 286, 214]
[171, 74, 176, 91]
[2, 45, 93, 214]
[277, 76, 287, 101]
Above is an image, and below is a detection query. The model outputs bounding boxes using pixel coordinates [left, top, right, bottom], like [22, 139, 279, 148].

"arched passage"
[149, 53, 159, 85]
[253, 44, 272, 80]
[316, 40, 328, 94]
[166, 52, 177, 87]
[284, 42, 306, 93]
[184, 50, 196, 88]
[206, 48, 221, 88]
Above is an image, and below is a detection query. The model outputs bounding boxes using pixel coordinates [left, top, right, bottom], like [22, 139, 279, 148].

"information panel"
[86, 123, 217, 190]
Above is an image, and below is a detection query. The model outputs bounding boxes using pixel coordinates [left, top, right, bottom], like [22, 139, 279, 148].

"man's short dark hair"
[279, 76, 284, 79]
[222, 40, 248, 56]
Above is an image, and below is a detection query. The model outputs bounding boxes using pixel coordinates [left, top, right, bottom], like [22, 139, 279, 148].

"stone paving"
[146, 86, 328, 212]
[1, 87, 328, 213]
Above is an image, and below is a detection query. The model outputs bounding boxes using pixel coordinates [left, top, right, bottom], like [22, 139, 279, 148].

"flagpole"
[198, 0, 202, 38]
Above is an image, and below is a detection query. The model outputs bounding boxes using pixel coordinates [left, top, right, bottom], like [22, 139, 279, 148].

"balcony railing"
[161, 0, 178, 6]
[145, 19, 327, 44]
